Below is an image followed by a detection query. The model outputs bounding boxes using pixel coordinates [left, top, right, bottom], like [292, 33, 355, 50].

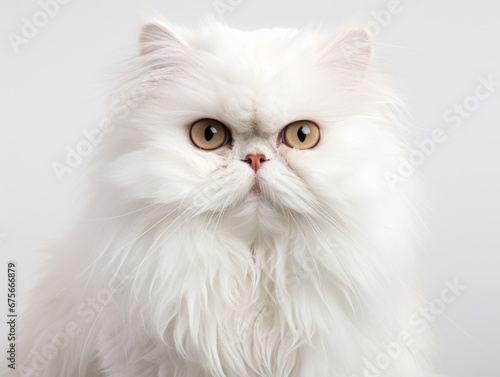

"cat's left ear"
[323, 29, 372, 70]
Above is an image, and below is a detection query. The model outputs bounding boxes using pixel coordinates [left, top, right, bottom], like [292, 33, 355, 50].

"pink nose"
[244, 154, 266, 172]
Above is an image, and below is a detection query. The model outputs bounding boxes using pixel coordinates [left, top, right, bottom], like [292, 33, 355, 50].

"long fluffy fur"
[14, 22, 439, 377]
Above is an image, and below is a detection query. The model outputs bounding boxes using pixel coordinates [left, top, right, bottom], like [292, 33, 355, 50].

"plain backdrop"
[1, 0, 499, 376]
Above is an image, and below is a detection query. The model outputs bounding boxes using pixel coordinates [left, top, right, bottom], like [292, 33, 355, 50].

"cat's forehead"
[184, 26, 327, 134]
[190, 26, 314, 58]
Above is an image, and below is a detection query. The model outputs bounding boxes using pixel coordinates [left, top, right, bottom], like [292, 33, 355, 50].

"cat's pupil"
[297, 125, 310, 142]
[205, 125, 217, 141]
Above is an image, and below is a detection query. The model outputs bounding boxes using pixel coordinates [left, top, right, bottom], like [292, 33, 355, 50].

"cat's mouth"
[250, 179, 261, 194]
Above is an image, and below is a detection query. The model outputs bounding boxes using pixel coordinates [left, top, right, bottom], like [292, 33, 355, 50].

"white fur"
[15, 22, 439, 377]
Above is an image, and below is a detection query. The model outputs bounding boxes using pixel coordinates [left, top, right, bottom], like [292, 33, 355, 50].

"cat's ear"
[323, 29, 372, 71]
[139, 22, 185, 64]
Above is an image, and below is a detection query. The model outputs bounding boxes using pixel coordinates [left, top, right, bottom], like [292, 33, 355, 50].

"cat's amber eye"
[281, 121, 320, 149]
[190, 119, 231, 150]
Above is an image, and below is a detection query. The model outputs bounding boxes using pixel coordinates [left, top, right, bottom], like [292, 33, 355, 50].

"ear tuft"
[139, 23, 182, 56]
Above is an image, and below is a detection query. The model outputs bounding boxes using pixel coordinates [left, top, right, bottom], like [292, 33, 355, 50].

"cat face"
[106, 22, 400, 220]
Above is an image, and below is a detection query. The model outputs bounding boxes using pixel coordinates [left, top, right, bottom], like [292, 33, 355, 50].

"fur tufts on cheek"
[183, 161, 255, 213]
[107, 146, 255, 214]
[259, 161, 320, 216]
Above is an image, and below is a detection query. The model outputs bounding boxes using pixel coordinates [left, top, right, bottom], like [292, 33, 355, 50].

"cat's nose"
[244, 154, 267, 172]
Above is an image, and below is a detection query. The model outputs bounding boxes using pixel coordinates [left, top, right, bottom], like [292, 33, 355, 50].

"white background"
[1, 0, 499, 376]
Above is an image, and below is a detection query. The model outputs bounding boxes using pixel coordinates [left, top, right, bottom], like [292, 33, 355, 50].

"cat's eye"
[190, 119, 231, 150]
[281, 121, 320, 149]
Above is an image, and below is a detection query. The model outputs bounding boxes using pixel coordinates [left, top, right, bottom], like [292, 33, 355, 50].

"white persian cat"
[14, 21, 441, 377]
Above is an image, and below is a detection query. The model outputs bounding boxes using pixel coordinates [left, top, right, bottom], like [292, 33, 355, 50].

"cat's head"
[104, 22, 404, 221]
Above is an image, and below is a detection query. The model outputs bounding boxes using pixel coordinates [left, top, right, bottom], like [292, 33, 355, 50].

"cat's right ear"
[139, 23, 184, 67]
